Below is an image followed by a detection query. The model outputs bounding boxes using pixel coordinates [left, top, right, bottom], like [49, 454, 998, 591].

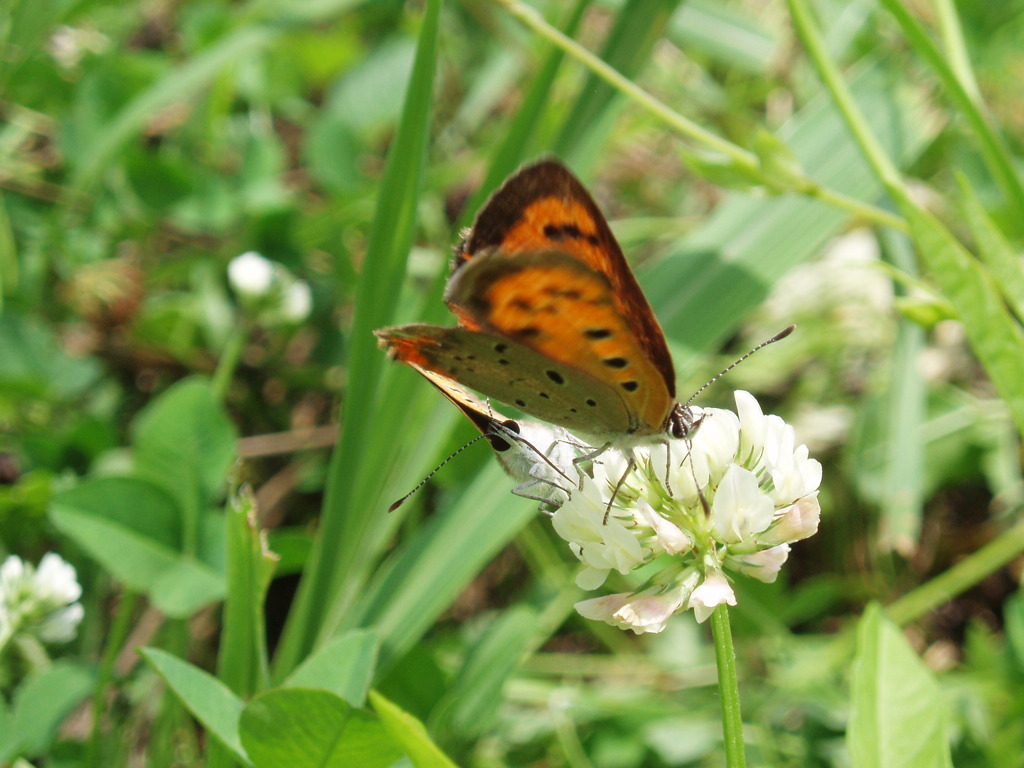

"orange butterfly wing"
[443, 250, 674, 437]
[451, 159, 676, 399]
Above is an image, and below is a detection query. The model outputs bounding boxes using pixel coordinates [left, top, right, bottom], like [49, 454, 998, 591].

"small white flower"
[551, 475, 646, 581]
[688, 571, 737, 623]
[35, 553, 83, 605]
[710, 465, 776, 543]
[228, 251, 275, 298]
[575, 571, 699, 635]
[634, 500, 693, 555]
[758, 495, 821, 546]
[727, 544, 791, 583]
[281, 281, 313, 323]
[0, 553, 84, 650]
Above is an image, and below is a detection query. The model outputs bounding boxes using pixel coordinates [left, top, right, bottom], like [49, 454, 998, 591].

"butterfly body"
[377, 159, 699, 453]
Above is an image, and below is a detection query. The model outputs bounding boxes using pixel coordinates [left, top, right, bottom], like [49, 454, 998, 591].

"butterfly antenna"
[684, 324, 796, 407]
[387, 435, 488, 513]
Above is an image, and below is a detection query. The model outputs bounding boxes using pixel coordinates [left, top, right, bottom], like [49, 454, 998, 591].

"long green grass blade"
[958, 175, 1024, 323]
[273, 0, 442, 677]
[877, 230, 926, 554]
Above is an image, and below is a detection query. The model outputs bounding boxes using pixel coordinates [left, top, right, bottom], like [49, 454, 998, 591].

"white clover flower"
[0, 553, 84, 651]
[280, 281, 313, 323]
[541, 391, 822, 633]
[228, 251, 313, 326]
[228, 251, 275, 298]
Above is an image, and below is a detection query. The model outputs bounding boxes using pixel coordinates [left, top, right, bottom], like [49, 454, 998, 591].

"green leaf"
[0, 314, 102, 400]
[51, 477, 181, 549]
[240, 689, 401, 768]
[9, 662, 93, 759]
[50, 504, 224, 617]
[141, 647, 249, 764]
[958, 174, 1024, 323]
[848, 604, 953, 768]
[283, 630, 379, 707]
[893, 195, 1024, 437]
[434, 606, 541, 739]
[370, 690, 459, 768]
[132, 376, 237, 534]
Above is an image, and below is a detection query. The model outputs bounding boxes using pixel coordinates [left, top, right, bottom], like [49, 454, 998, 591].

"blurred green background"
[2, 0, 1024, 765]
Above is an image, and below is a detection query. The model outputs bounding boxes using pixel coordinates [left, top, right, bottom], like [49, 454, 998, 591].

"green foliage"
[1, 0, 1023, 765]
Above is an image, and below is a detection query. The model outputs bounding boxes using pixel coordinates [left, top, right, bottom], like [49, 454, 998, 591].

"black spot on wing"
[603, 357, 628, 369]
[621, 381, 639, 392]
[546, 370, 565, 385]
[584, 328, 612, 340]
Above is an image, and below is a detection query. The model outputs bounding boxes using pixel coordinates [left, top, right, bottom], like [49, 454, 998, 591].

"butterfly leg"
[681, 436, 712, 516]
[572, 442, 612, 490]
[511, 479, 564, 506]
[602, 452, 637, 525]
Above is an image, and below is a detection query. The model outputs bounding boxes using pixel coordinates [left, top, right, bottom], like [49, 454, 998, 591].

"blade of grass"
[878, 0, 1024, 219]
[273, 0, 442, 677]
[552, 0, 684, 168]
[887, 520, 1024, 625]
[876, 229, 926, 554]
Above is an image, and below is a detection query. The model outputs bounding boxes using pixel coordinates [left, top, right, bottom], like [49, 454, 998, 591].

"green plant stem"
[710, 604, 747, 768]
[887, 519, 1024, 625]
[879, 0, 1024, 217]
[86, 590, 139, 768]
[787, 0, 905, 196]
[211, 319, 248, 403]
[491, 0, 906, 233]
[934, 0, 980, 101]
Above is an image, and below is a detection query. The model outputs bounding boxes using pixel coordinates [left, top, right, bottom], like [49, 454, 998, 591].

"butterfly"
[377, 159, 700, 455]
[387, 364, 580, 511]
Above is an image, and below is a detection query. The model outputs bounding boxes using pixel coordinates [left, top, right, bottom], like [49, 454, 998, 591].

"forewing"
[453, 159, 676, 394]
[444, 250, 674, 436]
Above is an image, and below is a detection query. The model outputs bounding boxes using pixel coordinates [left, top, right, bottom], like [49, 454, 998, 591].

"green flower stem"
[211, 318, 248, 403]
[86, 590, 139, 768]
[491, 0, 906, 233]
[887, 520, 1024, 626]
[710, 604, 747, 768]
[879, 0, 1024, 217]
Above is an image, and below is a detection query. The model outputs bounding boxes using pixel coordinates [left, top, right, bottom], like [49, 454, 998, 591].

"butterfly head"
[666, 403, 705, 440]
